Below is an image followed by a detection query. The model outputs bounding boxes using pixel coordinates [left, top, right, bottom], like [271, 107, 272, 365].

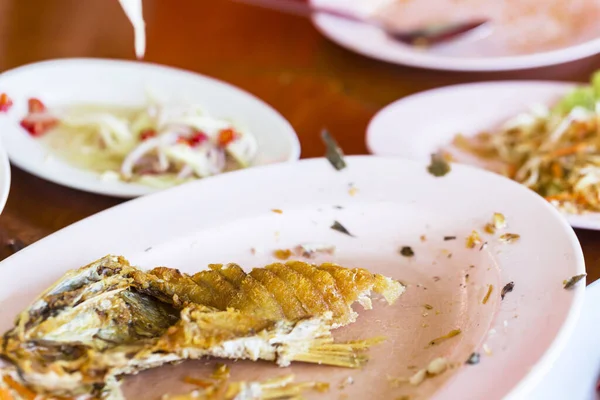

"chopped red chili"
[217, 128, 237, 147]
[140, 129, 156, 141]
[27, 98, 46, 113]
[20, 116, 58, 137]
[188, 130, 208, 146]
[0, 93, 13, 112]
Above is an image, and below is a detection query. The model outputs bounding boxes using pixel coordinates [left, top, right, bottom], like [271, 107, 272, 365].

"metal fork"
[232, 0, 488, 46]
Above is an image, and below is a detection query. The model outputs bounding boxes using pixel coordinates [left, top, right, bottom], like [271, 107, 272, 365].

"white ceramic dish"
[0, 58, 300, 198]
[311, 0, 600, 71]
[366, 81, 600, 230]
[0, 156, 585, 399]
[529, 279, 600, 400]
[0, 139, 11, 214]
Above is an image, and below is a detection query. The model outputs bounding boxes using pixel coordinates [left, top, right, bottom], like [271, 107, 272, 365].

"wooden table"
[0, 0, 599, 282]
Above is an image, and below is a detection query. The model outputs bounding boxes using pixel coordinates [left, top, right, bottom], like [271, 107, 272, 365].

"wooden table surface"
[0, 0, 599, 282]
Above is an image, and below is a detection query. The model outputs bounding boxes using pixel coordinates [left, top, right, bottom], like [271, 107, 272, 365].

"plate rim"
[0, 155, 586, 399]
[0, 137, 11, 214]
[0, 57, 301, 198]
[365, 80, 600, 231]
[311, 12, 600, 71]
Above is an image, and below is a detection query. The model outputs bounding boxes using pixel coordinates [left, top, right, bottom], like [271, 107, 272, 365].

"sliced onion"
[177, 165, 193, 179]
[206, 147, 226, 174]
[120, 132, 179, 178]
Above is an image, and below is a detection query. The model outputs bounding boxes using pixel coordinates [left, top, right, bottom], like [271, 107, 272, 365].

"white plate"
[0, 58, 300, 198]
[529, 279, 600, 400]
[0, 157, 585, 400]
[0, 139, 11, 214]
[311, 0, 600, 71]
[365, 81, 600, 230]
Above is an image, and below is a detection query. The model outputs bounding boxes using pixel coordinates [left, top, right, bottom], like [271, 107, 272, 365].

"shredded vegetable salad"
[453, 71, 600, 214]
[20, 97, 258, 188]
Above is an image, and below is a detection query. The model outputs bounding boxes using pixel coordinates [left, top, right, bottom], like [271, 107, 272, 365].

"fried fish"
[0, 255, 404, 399]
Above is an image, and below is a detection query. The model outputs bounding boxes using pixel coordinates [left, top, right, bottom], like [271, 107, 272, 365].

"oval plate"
[0, 157, 585, 400]
[365, 81, 600, 230]
[311, 0, 600, 71]
[0, 58, 300, 198]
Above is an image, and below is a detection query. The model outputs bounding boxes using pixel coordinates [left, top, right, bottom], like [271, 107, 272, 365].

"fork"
[232, 0, 489, 46]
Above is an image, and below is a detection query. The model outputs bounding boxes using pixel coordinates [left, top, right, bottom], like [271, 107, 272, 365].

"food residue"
[466, 352, 480, 365]
[492, 212, 507, 229]
[466, 230, 482, 248]
[403, 357, 449, 387]
[484, 223, 496, 234]
[271, 209, 283, 214]
[482, 284, 494, 304]
[273, 249, 292, 260]
[322, 129, 346, 171]
[400, 246, 415, 257]
[499, 233, 520, 243]
[443, 236, 456, 241]
[409, 369, 426, 386]
[420, 235, 427, 242]
[167, 373, 329, 400]
[427, 152, 451, 177]
[338, 376, 354, 389]
[501, 281, 515, 300]
[483, 343, 493, 356]
[427, 329, 462, 347]
[331, 220, 354, 237]
[423, 304, 433, 310]
[563, 273, 587, 289]
[297, 243, 336, 258]
[426, 357, 448, 375]
[348, 184, 359, 196]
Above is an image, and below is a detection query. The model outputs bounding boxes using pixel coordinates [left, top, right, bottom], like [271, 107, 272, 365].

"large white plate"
[0, 157, 585, 400]
[311, 0, 600, 71]
[0, 58, 300, 198]
[365, 81, 600, 230]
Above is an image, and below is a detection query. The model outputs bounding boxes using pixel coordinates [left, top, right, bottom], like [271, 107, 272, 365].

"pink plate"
[0, 157, 585, 399]
[311, 0, 600, 71]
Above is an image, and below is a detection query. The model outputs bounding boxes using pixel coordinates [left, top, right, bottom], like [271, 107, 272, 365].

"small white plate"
[0, 139, 11, 214]
[0, 157, 585, 400]
[0, 58, 300, 198]
[311, 0, 600, 71]
[529, 279, 600, 400]
[365, 81, 600, 230]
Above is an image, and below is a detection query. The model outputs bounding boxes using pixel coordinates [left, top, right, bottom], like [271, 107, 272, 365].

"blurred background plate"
[0, 58, 300, 198]
[311, 0, 600, 71]
[365, 81, 600, 230]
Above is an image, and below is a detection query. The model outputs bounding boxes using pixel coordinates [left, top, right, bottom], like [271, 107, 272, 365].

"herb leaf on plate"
[321, 130, 346, 171]
[563, 274, 586, 289]
[500, 281, 514, 300]
[330, 220, 354, 237]
[427, 152, 451, 177]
